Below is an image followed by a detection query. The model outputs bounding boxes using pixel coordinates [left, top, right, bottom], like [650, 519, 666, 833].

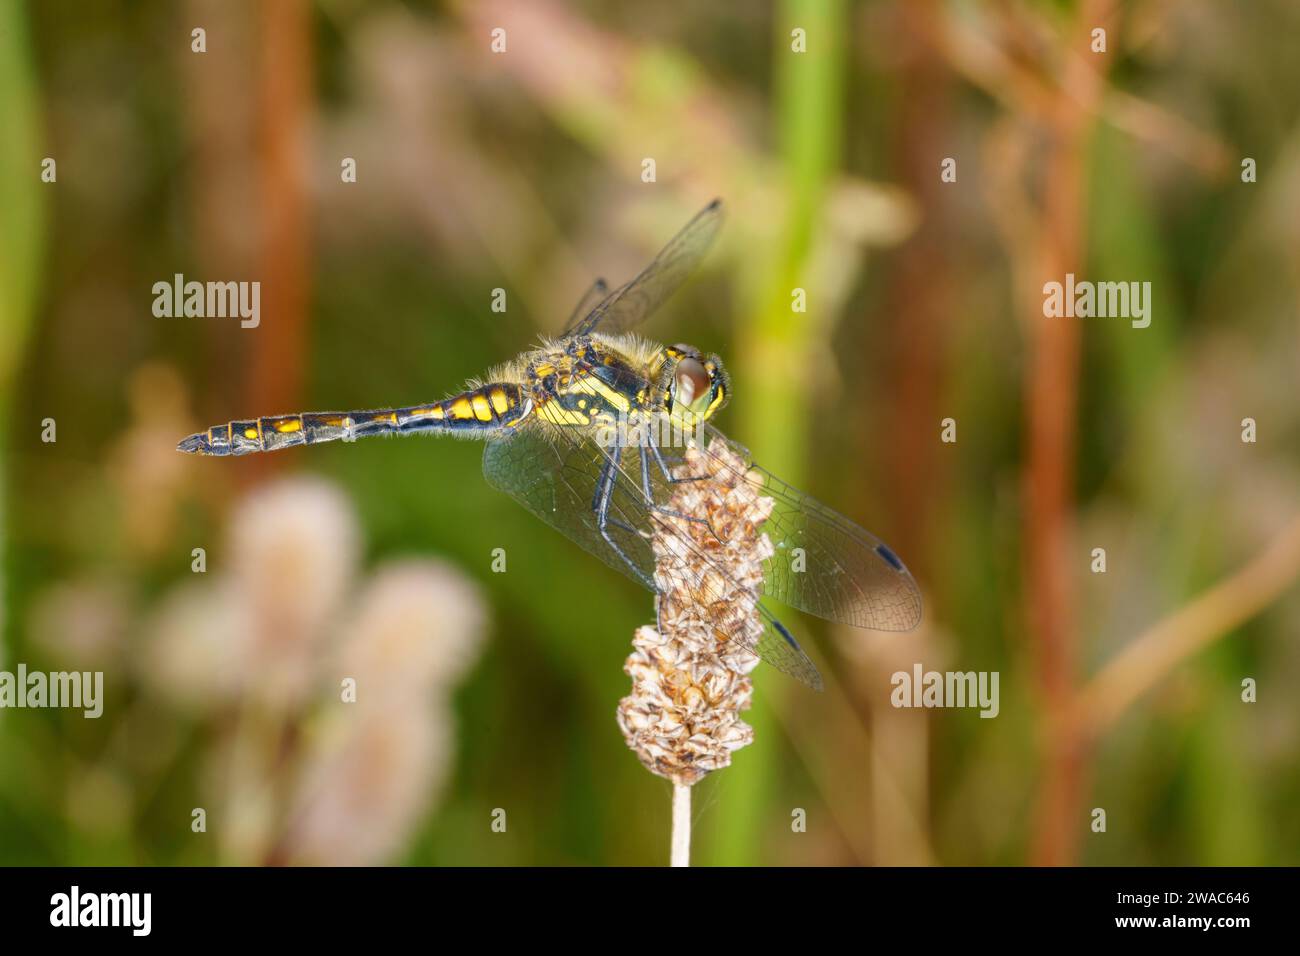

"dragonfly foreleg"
[647, 438, 710, 487]
[640, 438, 721, 544]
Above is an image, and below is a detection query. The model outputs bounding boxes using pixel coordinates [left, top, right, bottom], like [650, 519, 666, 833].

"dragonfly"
[178, 199, 922, 688]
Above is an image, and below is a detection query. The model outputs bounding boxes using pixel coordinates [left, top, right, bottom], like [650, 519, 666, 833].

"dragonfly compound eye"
[674, 357, 711, 407]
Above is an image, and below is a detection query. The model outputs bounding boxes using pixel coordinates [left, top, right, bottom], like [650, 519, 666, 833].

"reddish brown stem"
[248, 0, 313, 478]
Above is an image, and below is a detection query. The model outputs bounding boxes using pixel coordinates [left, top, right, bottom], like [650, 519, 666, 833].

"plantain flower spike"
[617, 439, 773, 786]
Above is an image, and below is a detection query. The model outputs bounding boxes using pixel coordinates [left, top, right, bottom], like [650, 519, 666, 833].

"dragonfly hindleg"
[593, 444, 656, 590]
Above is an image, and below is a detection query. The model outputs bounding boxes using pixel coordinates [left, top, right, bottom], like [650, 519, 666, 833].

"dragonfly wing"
[482, 417, 656, 591]
[754, 605, 824, 690]
[564, 277, 611, 330]
[562, 200, 724, 338]
[695, 423, 924, 631]
[482, 416, 823, 687]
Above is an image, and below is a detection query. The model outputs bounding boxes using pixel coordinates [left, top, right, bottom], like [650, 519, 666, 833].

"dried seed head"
[617, 440, 772, 786]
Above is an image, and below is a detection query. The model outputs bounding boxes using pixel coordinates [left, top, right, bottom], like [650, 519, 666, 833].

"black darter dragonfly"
[178, 200, 922, 688]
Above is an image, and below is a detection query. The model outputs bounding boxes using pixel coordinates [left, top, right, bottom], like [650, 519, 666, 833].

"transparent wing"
[695, 423, 924, 631]
[482, 415, 824, 688]
[561, 200, 724, 339]
[564, 277, 610, 329]
[482, 417, 654, 586]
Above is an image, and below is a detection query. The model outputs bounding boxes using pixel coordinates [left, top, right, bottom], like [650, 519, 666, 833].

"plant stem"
[671, 783, 691, 867]
[1076, 513, 1300, 735]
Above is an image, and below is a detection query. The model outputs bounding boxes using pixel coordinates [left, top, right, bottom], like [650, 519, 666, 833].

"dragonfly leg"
[637, 443, 692, 515]
[593, 444, 656, 590]
[647, 439, 709, 486]
[636, 442, 710, 527]
[642, 439, 722, 544]
[606, 515, 641, 537]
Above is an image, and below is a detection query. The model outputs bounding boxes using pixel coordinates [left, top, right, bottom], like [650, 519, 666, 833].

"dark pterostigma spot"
[772, 617, 800, 650]
[876, 543, 905, 572]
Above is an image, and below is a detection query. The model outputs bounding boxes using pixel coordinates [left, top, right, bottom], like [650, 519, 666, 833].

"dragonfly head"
[661, 343, 729, 426]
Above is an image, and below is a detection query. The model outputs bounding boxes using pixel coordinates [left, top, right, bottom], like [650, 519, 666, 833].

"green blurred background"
[2, 0, 1299, 866]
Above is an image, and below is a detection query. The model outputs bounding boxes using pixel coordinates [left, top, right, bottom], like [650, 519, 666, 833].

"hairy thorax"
[517, 335, 665, 429]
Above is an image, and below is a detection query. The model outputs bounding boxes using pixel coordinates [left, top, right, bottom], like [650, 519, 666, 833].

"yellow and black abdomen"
[177, 383, 530, 456]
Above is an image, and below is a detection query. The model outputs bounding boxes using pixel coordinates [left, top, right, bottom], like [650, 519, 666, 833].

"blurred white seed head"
[138, 580, 254, 710]
[281, 701, 450, 866]
[337, 558, 487, 699]
[133, 473, 487, 863]
[228, 477, 360, 707]
[286, 559, 486, 864]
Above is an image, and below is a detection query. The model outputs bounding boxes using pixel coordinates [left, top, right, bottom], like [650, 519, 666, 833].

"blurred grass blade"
[0, 0, 47, 659]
